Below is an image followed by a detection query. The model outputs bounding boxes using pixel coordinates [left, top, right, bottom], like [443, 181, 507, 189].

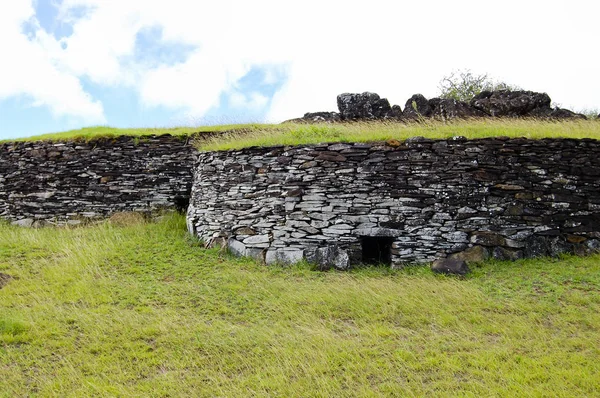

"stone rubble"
[290, 90, 588, 123]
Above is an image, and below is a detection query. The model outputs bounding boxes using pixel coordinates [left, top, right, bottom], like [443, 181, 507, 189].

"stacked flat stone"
[187, 137, 600, 269]
[0, 135, 196, 226]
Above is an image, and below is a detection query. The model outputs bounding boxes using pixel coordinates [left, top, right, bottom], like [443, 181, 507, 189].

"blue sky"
[1, 0, 599, 139]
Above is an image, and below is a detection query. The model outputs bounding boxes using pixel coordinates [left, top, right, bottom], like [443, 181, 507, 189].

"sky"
[0, 0, 599, 140]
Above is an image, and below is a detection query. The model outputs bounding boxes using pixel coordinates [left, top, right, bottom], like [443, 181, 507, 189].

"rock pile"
[290, 90, 587, 123]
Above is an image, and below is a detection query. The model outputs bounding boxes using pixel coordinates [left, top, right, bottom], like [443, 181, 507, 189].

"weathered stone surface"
[547, 108, 587, 119]
[182, 137, 600, 268]
[228, 238, 247, 257]
[492, 247, 524, 261]
[354, 228, 404, 237]
[243, 234, 271, 245]
[0, 135, 196, 226]
[428, 98, 486, 119]
[586, 239, 600, 253]
[402, 94, 431, 118]
[306, 246, 350, 270]
[471, 232, 506, 247]
[234, 227, 256, 236]
[265, 249, 304, 265]
[246, 248, 266, 262]
[524, 235, 550, 258]
[288, 90, 585, 123]
[286, 112, 342, 123]
[337, 92, 393, 120]
[470, 90, 552, 117]
[431, 258, 469, 276]
[11, 218, 34, 228]
[450, 246, 489, 264]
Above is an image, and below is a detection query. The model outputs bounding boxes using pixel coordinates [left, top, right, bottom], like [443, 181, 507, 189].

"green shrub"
[438, 69, 520, 102]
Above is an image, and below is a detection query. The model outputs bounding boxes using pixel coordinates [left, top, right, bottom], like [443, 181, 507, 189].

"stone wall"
[0, 135, 196, 226]
[187, 137, 600, 269]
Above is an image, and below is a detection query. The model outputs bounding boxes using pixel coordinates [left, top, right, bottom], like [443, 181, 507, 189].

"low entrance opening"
[361, 236, 394, 265]
[174, 195, 190, 213]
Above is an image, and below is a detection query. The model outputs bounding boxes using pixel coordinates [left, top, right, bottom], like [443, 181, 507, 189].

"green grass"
[2, 123, 281, 143]
[1, 215, 599, 396]
[4, 119, 600, 151]
[199, 119, 600, 151]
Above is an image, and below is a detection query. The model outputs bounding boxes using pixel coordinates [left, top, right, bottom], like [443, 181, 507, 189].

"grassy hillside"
[1, 214, 599, 396]
[4, 119, 600, 151]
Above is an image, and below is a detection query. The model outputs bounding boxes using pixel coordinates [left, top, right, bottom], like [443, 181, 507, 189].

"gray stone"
[431, 258, 469, 276]
[234, 227, 256, 235]
[492, 247, 523, 261]
[11, 218, 34, 228]
[470, 232, 506, 247]
[403, 94, 431, 118]
[246, 248, 266, 262]
[242, 234, 270, 245]
[428, 98, 486, 119]
[306, 246, 350, 270]
[337, 92, 394, 120]
[470, 90, 552, 117]
[228, 238, 247, 257]
[354, 228, 403, 237]
[449, 246, 489, 264]
[442, 231, 469, 243]
[524, 235, 550, 258]
[585, 239, 600, 253]
[265, 249, 304, 265]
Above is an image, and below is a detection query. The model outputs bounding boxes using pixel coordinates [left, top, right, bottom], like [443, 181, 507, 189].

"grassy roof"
[196, 119, 600, 151]
[3, 119, 600, 150]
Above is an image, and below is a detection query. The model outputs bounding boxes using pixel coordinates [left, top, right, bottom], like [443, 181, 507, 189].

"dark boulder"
[492, 247, 524, 261]
[337, 92, 394, 120]
[301, 112, 341, 123]
[548, 108, 587, 119]
[283, 111, 341, 124]
[402, 94, 432, 119]
[470, 90, 552, 117]
[450, 245, 489, 264]
[428, 98, 487, 120]
[524, 235, 550, 257]
[390, 104, 403, 119]
[431, 258, 469, 276]
[527, 106, 580, 119]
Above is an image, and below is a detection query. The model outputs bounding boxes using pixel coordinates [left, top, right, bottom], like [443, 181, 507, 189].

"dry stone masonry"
[187, 137, 600, 269]
[0, 135, 196, 226]
[1, 88, 598, 270]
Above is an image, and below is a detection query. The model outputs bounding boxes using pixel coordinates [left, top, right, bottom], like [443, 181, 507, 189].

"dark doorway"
[173, 195, 190, 213]
[361, 236, 394, 265]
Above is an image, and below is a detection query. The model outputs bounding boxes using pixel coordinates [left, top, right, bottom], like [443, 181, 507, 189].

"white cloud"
[1, 0, 600, 130]
[229, 91, 269, 111]
[0, 0, 105, 124]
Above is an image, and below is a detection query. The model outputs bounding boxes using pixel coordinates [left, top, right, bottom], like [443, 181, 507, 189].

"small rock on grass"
[431, 258, 469, 276]
[0, 273, 13, 289]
